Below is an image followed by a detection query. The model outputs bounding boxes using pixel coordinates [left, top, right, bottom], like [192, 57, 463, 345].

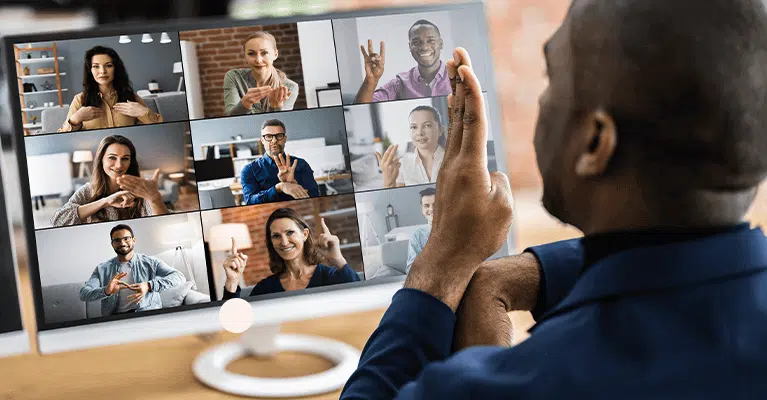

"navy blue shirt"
[222, 263, 361, 299]
[341, 225, 767, 399]
[240, 154, 320, 205]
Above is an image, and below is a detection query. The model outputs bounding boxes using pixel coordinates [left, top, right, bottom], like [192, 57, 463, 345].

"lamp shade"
[164, 222, 196, 244]
[72, 150, 93, 163]
[173, 61, 183, 74]
[208, 223, 253, 252]
[141, 33, 153, 43]
[118, 35, 131, 44]
[160, 32, 171, 44]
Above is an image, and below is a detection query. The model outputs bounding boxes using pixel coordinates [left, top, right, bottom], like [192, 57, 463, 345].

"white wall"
[355, 185, 432, 245]
[298, 21, 342, 109]
[36, 213, 210, 296]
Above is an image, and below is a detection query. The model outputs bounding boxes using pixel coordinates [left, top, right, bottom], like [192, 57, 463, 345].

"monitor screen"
[4, 2, 512, 333]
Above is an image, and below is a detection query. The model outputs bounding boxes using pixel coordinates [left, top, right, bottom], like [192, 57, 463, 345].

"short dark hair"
[419, 187, 436, 202]
[110, 224, 134, 239]
[568, 0, 767, 190]
[409, 19, 441, 37]
[409, 105, 443, 127]
[261, 119, 286, 134]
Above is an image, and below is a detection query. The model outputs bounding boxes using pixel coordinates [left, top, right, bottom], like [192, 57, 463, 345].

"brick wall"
[179, 24, 308, 118]
[330, 0, 570, 190]
[219, 194, 363, 285]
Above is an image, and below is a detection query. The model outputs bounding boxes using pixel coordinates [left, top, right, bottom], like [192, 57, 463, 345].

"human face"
[261, 125, 287, 157]
[91, 54, 115, 87]
[533, 17, 584, 224]
[409, 110, 442, 153]
[408, 25, 443, 68]
[245, 37, 278, 73]
[110, 229, 135, 256]
[102, 143, 132, 182]
[420, 194, 435, 224]
[269, 218, 309, 262]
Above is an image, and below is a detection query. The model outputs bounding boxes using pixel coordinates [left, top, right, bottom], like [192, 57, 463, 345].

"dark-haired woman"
[58, 46, 163, 132]
[221, 208, 360, 299]
[51, 135, 169, 226]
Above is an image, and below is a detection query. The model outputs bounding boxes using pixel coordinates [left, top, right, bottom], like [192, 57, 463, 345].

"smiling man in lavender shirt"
[355, 20, 452, 104]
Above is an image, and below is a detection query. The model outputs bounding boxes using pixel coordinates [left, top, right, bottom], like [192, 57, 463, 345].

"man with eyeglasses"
[355, 19, 451, 103]
[79, 224, 185, 315]
[240, 118, 320, 205]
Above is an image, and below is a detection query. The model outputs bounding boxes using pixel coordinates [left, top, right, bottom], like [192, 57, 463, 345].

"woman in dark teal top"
[221, 208, 361, 299]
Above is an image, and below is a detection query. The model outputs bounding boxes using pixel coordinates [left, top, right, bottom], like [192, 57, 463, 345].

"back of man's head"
[569, 0, 767, 190]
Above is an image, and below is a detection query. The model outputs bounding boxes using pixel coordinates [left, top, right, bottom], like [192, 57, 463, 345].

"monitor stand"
[192, 323, 361, 398]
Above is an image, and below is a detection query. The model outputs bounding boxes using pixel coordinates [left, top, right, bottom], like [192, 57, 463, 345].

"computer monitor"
[3, 1, 511, 396]
[195, 158, 236, 182]
[0, 143, 30, 357]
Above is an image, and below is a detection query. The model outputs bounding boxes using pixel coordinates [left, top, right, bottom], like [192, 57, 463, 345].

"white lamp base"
[193, 325, 360, 398]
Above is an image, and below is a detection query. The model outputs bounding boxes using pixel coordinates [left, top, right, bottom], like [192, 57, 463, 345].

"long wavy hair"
[265, 208, 321, 276]
[243, 32, 288, 107]
[89, 135, 145, 220]
[81, 46, 137, 107]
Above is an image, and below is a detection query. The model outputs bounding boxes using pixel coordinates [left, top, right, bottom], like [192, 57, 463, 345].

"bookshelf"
[14, 42, 67, 136]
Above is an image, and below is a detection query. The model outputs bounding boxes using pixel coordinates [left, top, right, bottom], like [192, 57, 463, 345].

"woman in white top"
[376, 105, 447, 188]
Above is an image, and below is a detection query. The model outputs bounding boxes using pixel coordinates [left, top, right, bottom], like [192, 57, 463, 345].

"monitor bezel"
[2, 0, 515, 341]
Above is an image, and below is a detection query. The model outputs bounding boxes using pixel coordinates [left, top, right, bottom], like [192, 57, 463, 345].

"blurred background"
[1, 0, 765, 342]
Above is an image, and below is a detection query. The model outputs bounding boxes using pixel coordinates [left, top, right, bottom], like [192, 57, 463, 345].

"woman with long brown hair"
[221, 208, 360, 299]
[223, 31, 300, 116]
[51, 135, 169, 226]
[58, 46, 163, 132]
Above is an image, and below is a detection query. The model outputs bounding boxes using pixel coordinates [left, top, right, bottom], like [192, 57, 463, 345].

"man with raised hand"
[341, 0, 767, 397]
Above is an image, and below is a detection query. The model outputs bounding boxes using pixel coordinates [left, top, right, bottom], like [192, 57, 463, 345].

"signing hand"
[268, 86, 292, 109]
[404, 48, 514, 312]
[105, 272, 128, 295]
[116, 169, 162, 202]
[275, 153, 298, 183]
[127, 282, 150, 305]
[112, 100, 149, 118]
[317, 218, 346, 268]
[375, 144, 400, 188]
[277, 182, 310, 199]
[223, 237, 248, 293]
[103, 190, 136, 209]
[360, 39, 385, 82]
[70, 106, 104, 125]
[241, 87, 272, 110]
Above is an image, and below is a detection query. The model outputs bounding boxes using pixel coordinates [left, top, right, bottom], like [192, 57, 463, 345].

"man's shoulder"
[134, 253, 161, 264]
[95, 257, 117, 269]
[411, 225, 431, 241]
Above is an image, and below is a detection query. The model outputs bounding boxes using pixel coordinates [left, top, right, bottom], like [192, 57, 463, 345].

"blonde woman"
[223, 31, 300, 116]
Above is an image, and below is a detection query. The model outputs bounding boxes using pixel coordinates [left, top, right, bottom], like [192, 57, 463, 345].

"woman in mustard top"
[59, 46, 163, 132]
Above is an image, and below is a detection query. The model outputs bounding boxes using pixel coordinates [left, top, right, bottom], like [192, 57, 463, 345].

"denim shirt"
[241, 154, 320, 205]
[79, 253, 185, 316]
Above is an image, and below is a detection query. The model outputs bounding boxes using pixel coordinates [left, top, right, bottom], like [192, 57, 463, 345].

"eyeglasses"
[111, 236, 133, 244]
[262, 133, 286, 142]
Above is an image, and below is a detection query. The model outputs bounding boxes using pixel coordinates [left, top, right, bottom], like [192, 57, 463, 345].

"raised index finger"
[457, 64, 487, 162]
[320, 218, 331, 235]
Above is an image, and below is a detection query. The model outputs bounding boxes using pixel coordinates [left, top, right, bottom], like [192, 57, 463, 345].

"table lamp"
[72, 150, 93, 178]
[164, 222, 199, 289]
[173, 61, 184, 92]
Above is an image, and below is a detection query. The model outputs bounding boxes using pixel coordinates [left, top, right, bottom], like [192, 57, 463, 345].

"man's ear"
[574, 109, 617, 177]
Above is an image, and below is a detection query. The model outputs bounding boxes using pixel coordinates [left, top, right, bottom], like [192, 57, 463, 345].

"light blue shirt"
[79, 253, 185, 316]
[406, 225, 431, 274]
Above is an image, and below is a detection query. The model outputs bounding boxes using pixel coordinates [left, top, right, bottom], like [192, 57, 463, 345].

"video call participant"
[355, 20, 451, 103]
[51, 135, 170, 226]
[240, 119, 320, 205]
[221, 208, 361, 298]
[376, 105, 446, 188]
[405, 187, 435, 274]
[224, 31, 299, 116]
[79, 224, 185, 315]
[59, 46, 163, 132]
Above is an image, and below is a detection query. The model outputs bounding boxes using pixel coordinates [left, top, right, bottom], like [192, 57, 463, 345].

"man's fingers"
[360, 45, 370, 60]
[380, 41, 386, 63]
[457, 64, 487, 159]
[454, 47, 473, 70]
[367, 39, 374, 56]
[447, 59, 458, 95]
[290, 159, 298, 172]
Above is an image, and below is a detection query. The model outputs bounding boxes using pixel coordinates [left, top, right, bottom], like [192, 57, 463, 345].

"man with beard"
[241, 119, 320, 205]
[355, 20, 451, 103]
[79, 224, 185, 315]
